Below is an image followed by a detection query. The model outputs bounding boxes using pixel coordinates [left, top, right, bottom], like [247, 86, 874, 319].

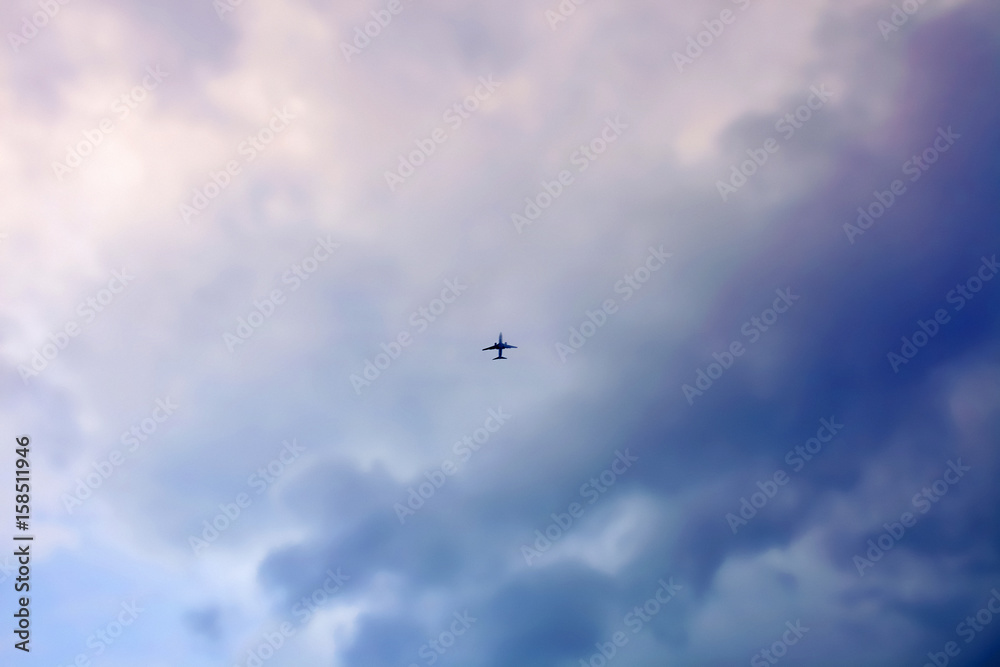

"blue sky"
[2, 0, 1000, 665]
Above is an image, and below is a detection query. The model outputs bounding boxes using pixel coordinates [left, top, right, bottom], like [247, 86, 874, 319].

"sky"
[2, 0, 1000, 665]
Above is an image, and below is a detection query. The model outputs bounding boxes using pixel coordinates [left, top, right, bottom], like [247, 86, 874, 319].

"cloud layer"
[3, 0, 1000, 665]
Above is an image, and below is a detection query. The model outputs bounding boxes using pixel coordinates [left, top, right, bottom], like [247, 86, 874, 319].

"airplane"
[482, 333, 517, 360]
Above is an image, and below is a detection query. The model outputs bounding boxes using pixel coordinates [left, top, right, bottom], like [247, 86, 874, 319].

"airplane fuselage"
[483, 333, 517, 360]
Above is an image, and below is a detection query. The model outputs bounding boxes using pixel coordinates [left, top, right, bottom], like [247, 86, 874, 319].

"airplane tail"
[494, 354, 506, 360]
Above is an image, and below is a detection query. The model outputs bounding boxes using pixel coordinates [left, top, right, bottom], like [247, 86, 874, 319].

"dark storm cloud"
[245, 4, 1000, 664]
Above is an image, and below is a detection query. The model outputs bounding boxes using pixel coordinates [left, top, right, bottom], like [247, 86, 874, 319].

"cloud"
[4, 0, 999, 665]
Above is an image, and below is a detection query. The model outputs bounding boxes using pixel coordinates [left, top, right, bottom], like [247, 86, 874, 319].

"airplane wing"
[483, 344, 500, 351]
[503, 344, 517, 349]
